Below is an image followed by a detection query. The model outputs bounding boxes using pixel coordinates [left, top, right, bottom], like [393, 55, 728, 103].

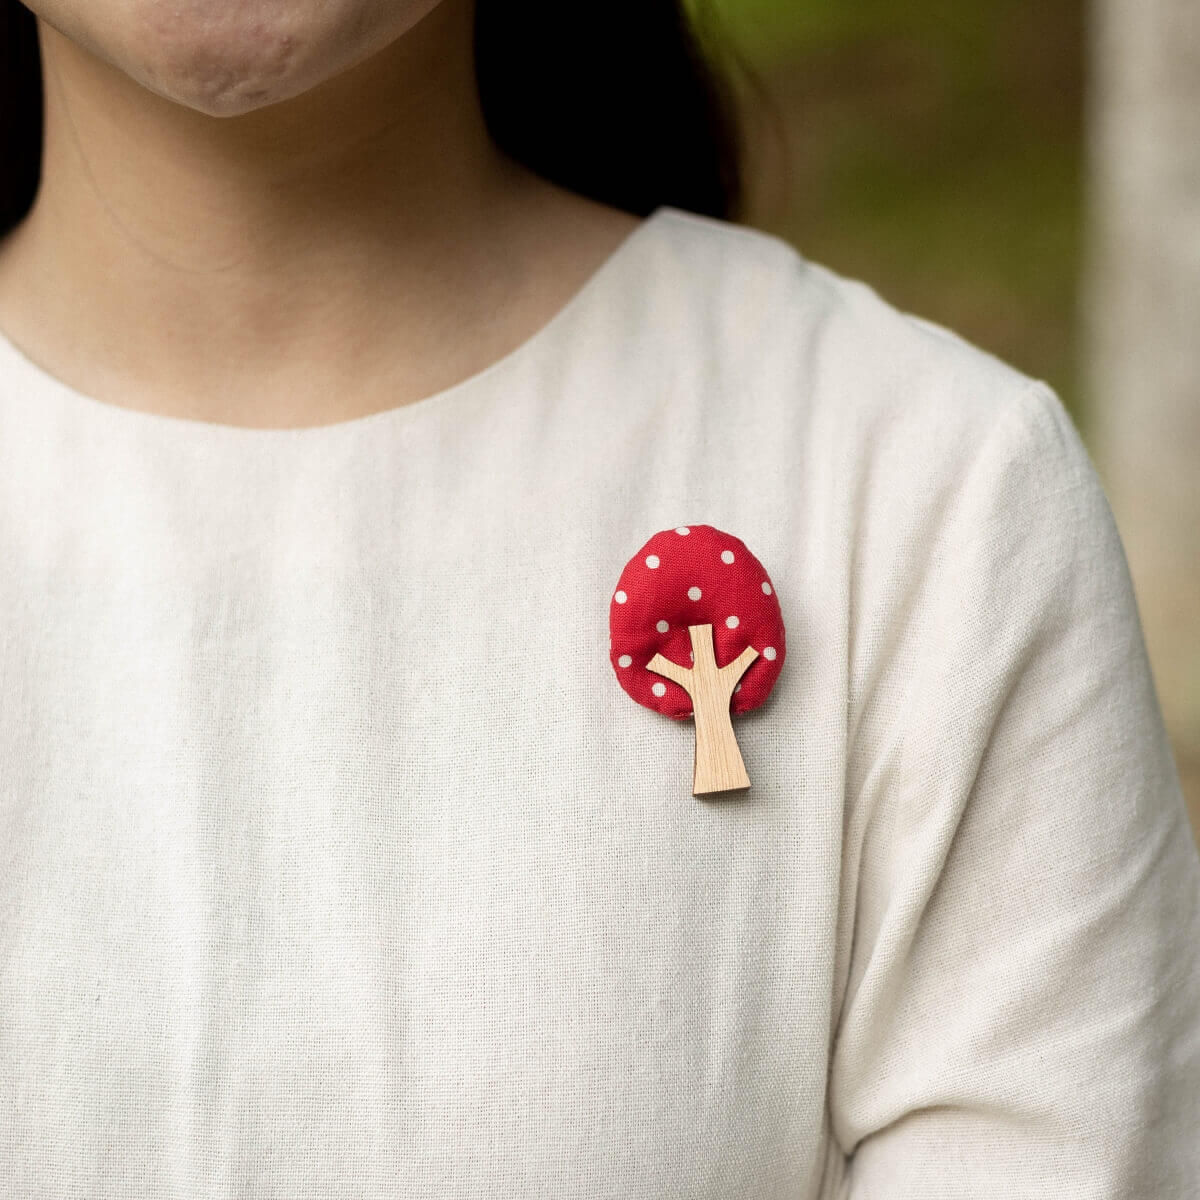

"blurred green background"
[705, 0, 1084, 419]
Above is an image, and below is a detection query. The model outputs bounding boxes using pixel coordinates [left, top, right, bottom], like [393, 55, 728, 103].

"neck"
[0, 0, 608, 427]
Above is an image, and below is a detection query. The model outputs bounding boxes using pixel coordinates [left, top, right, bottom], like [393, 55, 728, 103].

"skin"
[0, 0, 642, 428]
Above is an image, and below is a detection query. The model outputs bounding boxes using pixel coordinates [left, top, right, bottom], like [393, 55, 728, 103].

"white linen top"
[2, 205, 1198, 1199]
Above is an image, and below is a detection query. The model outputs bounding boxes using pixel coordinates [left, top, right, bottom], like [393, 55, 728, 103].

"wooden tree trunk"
[1086, 0, 1200, 841]
[647, 625, 758, 796]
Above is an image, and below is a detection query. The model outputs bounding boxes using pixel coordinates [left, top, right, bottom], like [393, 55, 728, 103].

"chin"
[34, 0, 447, 118]
[121, 1, 332, 116]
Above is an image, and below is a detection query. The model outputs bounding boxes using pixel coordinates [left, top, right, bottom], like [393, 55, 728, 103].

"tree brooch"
[609, 524, 786, 797]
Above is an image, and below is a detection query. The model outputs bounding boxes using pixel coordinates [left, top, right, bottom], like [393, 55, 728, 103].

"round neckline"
[0, 204, 676, 442]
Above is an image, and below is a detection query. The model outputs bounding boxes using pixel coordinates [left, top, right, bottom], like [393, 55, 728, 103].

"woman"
[1, 1, 1197, 1196]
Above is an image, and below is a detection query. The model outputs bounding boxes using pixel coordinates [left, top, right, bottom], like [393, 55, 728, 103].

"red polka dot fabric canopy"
[609, 524, 786, 720]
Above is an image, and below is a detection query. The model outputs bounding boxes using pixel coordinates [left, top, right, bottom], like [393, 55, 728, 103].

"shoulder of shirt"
[649, 206, 1088, 510]
[647, 207, 1107, 571]
[650, 205, 1058, 430]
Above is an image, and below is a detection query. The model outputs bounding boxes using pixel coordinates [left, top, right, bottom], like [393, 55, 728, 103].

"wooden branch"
[645, 652, 691, 689]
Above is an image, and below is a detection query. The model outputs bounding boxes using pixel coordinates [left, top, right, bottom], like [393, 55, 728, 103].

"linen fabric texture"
[1, 206, 1199, 1198]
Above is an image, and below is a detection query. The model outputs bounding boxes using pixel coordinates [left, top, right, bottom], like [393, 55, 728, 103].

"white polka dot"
[645, 554, 660, 569]
[614, 590, 627, 604]
[687, 586, 702, 601]
[726, 615, 739, 629]
[720, 549, 735, 564]
[618, 654, 632, 668]
[655, 619, 669, 633]
[675, 527, 690, 535]
[734, 683, 742, 693]
[762, 581, 772, 595]
[651, 682, 666, 698]
[763, 646, 777, 660]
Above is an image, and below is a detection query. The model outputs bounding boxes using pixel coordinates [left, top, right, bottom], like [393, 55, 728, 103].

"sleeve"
[828, 382, 1200, 1198]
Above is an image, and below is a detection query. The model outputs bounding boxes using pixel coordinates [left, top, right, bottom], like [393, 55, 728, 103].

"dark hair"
[0, 2, 42, 239]
[0, 0, 748, 240]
